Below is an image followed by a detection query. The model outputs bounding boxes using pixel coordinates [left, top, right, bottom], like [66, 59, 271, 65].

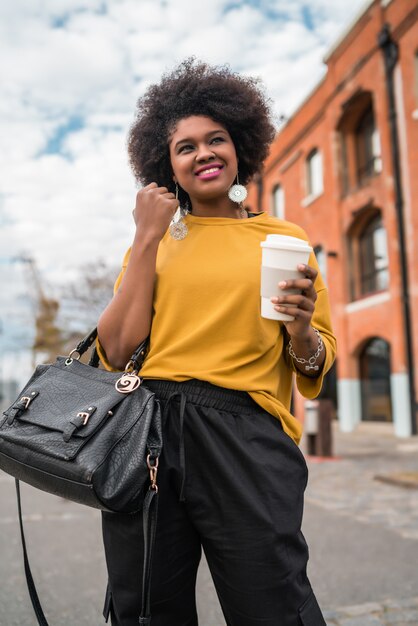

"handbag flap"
[3, 360, 126, 439]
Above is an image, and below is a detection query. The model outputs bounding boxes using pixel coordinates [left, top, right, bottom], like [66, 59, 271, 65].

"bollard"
[304, 399, 334, 457]
[317, 398, 334, 457]
[304, 400, 319, 455]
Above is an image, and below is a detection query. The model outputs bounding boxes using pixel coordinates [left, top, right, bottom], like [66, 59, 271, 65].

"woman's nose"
[195, 144, 215, 162]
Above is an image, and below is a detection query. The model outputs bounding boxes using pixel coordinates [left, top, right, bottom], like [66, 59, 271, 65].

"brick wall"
[249, 0, 418, 436]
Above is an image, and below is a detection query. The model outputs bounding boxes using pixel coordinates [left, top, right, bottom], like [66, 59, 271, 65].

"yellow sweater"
[97, 211, 336, 445]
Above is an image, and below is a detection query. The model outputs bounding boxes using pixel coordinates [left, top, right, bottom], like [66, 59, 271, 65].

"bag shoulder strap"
[140, 488, 159, 623]
[15, 479, 159, 625]
[74, 328, 149, 372]
[16, 480, 49, 625]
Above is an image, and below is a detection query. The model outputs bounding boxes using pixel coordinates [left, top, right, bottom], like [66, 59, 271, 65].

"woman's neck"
[189, 196, 247, 219]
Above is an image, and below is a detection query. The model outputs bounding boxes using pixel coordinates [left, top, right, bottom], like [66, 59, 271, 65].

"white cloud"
[1, 0, 367, 359]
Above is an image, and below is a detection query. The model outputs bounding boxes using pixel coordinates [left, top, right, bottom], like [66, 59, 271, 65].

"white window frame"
[303, 148, 323, 205]
[372, 128, 382, 173]
[271, 184, 285, 219]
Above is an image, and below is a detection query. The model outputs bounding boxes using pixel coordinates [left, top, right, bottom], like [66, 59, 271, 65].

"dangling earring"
[228, 173, 248, 218]
[169, 183, 189, 240]
[228, 173, 248, 203]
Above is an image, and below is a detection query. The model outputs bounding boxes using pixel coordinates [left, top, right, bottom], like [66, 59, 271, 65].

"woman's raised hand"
[132, 182, 179, 242]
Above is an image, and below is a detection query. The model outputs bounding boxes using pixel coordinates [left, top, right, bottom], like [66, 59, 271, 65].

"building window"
[306, 149, 323, 198]
[349, 211, 389, 300]
[360, 338, 392, 422]
[314, 245, 327, 285]
[355, 106, 382, 186]
[358, 216, 389, 295]
[337, 91, 382, 196]
[271, 184, 285, 219]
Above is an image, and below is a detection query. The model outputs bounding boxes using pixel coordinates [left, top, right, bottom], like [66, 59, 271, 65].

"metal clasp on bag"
[65, 349, 81, 366]
[77, 411, 91, 426]
[7, 391, 38, 425]
[76, 406, 96, 426]
[20, 395, 34, 409]
[19, 391, 38, 410]
[147, 455, 159, 492]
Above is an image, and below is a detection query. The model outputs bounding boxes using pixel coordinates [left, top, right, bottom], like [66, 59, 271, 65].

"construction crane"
[2, 256, 63, 365]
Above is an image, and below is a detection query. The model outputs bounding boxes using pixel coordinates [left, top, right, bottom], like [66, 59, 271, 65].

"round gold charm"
[115, 373, 141, 394]
[169, 221, 188, 240]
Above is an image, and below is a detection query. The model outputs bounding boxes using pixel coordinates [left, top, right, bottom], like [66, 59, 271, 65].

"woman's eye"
[211, 137, 224, 144]
[178, 144, 194, 153]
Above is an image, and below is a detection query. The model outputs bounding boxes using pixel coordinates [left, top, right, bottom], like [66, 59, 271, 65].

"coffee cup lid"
[260, 234, 312, 252]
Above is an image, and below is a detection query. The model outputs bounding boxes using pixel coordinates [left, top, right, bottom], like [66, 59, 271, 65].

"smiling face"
[168, 115, 238, 206]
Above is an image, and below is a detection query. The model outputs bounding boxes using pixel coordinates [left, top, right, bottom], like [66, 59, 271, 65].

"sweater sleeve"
[283, 245, 337, 400]
[95, 247, 132, 372]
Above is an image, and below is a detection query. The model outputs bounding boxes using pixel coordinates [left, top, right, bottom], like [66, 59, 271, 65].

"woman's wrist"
[286, 326, 326, 377]
[133, 229, 162, 249]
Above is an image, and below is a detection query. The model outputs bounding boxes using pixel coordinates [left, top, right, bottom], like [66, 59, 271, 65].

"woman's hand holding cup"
[260, 234, 314, 325]
[270, 263, 318, 339]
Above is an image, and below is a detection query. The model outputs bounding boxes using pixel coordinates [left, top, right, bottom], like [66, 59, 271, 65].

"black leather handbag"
[0, 328, 162, 626]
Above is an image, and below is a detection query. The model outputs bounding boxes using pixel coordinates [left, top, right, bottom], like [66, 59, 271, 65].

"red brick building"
[248, 0, 418, 437]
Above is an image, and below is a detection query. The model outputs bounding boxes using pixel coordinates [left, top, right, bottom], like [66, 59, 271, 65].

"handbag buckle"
[77, 410, 92, 426]
[20, 392, 38, 410]
[20, 396, 32, 410]
[7, 392, 38, 424]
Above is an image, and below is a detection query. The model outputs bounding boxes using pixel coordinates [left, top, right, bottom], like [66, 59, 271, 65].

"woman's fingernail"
[298, 264, 305, 270]
[279, 281, 286, 289]
[271, 297, 278, 303]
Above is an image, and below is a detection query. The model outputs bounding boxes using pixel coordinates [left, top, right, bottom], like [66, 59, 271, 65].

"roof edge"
[323, 0, 376, 63]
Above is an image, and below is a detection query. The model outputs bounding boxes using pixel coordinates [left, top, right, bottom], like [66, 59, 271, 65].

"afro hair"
[127, 58, 276, 207]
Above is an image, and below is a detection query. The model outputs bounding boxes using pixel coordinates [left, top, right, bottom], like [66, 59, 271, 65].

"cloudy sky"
[0, 0, 368, 360]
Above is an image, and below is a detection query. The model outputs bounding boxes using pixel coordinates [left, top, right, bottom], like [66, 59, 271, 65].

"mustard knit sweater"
[97, 211, 336, 445]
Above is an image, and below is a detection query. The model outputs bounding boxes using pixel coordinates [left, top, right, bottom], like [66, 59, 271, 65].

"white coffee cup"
[260, 234, 313, 321]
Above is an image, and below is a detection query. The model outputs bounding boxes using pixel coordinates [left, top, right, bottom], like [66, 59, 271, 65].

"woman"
[97, 59, 336, 626]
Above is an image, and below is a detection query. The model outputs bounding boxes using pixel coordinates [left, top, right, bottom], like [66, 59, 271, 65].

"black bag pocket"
[298, 590, 326, 626]
[1, 364, 125, 461]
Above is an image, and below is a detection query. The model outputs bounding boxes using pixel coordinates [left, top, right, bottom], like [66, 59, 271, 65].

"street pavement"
[1, 420, 417, 625]
[301, 422, 418, 625]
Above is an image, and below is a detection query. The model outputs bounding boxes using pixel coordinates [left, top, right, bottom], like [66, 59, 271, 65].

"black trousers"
[101, 379, 326, 626]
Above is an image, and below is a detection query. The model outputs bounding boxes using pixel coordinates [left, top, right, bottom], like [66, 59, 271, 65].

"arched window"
[271, 184, 285, 219]
[336, 91, 381, 196]
[306, 149, 323, 198]
[314, 245, 327, 285]
[348, 209, 389, 300]
[358, 215, 389, 295]
[360, 338, 392, 422]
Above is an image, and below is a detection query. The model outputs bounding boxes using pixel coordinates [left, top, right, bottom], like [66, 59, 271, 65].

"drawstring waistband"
[142, 379, 261, 414]
[142, 379, 265, 503]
